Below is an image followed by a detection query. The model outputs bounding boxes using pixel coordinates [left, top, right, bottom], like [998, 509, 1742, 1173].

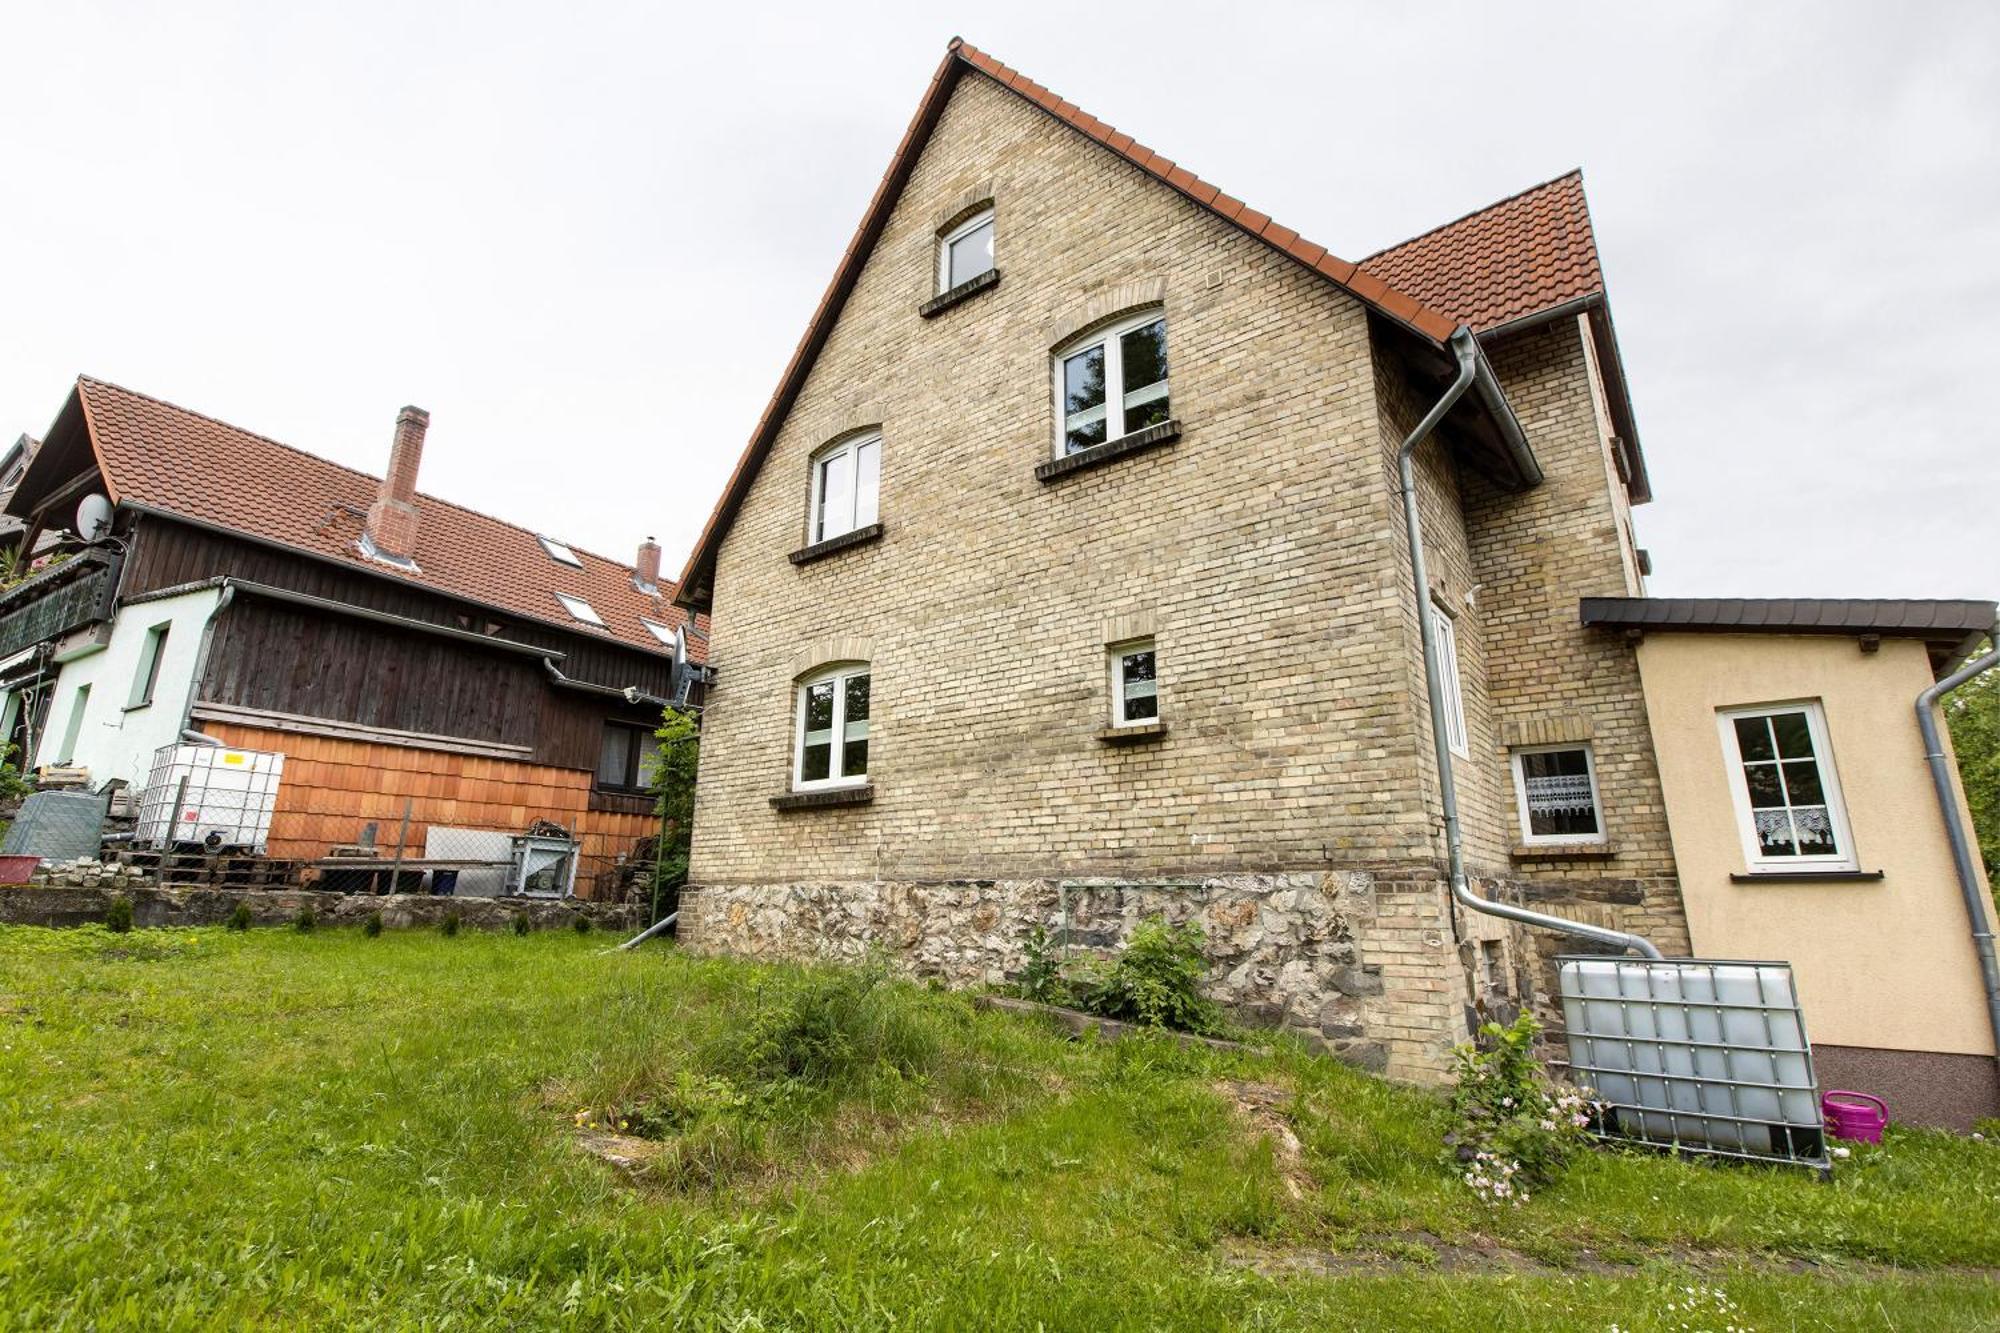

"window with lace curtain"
[1510, 744, 1604, 845]
[1718, 701, 1858, 872]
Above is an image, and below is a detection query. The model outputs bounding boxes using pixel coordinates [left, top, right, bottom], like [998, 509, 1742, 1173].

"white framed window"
[1511, 744, 1605, 845]
[640, 618, 677, 648]
[554, 592, 605, 627]
[1109, 640, 1158, 727]
[938, 207, 994, 292]
[1053, 311, 1170, 457]
[127, 621, 171, 709]
[1718, 701, 1858, 872]
[1428, 599, 1468, 758]
[537, 534, 583, 567]
[810, 433, 882, 544]
[794, 664, 871, 790]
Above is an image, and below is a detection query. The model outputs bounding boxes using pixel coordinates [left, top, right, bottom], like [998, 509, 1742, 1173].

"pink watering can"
[1822, 1090, 1888, 1144]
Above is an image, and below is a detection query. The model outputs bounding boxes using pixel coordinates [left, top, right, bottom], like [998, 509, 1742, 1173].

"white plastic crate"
[134, 743, 285, 853]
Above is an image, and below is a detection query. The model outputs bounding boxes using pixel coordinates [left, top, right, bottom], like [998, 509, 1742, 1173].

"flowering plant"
[1443, 1010, 1599, 1206]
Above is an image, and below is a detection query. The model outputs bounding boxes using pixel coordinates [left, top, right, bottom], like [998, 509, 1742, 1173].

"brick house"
[671, 39, 1997, 1116]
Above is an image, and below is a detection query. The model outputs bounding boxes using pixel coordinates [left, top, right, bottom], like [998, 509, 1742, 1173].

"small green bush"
[1444, 1011, 1597, 1207]
[720, 960, 941, 1100]
[572, 915, 591, 935]
[1013, 925, 1076, 1006]
[104, 897, 134, 934]
[225, 903, 253, 932]
[363, 911, 384, 937]
[1081, 918, 1221, 1036]
[513, 913, 531, 937]
[439, 911, 460, 938]
[294, 908, 315, 933]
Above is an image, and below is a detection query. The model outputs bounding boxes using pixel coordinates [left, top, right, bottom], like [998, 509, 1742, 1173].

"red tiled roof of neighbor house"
[675, 38, 1489, 610]
[1360, 171, 1605, 333]
[70, 377, 695, 658]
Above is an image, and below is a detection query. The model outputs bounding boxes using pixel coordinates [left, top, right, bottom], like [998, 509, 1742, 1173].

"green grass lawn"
[3, 924, 1998, 1330]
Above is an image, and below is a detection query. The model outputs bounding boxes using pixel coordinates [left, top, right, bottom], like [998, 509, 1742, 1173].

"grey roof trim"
[1580, 596, 1997, 642]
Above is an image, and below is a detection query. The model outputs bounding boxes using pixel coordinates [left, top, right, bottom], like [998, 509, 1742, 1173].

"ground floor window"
[1510, 744, 1604, 844]
[597, 721, 660, 793]
[1718, 701, 1856, 871]
[795, 664, 870, 788]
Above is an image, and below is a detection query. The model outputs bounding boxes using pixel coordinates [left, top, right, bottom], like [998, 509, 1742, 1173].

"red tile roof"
[1359, 170, 1604, 332]
[675, 38, 1479, 610]
[70, 377, 690, 657]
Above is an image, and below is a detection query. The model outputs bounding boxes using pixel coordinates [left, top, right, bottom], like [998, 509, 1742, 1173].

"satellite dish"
[75, 493, 113, 542]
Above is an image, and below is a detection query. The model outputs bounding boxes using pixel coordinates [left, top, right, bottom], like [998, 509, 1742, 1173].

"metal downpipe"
[1399, 328, 1662, 959]
[1915, 624, 2000, 1062]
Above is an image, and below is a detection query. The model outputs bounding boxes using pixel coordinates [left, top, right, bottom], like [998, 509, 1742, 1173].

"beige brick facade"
[681, 68, 1688, 1080]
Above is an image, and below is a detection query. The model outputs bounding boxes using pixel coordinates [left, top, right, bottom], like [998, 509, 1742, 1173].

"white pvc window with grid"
[1717, 701, 1857, 872]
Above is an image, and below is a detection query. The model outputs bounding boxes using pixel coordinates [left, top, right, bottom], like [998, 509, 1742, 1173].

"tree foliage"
[643, 706, 701, 918]
[1944, 665, 2000, 881]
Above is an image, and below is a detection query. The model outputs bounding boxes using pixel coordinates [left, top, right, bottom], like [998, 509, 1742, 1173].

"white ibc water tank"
[135, 743, 285, 852]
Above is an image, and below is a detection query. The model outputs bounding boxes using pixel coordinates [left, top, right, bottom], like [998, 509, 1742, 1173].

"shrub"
[573, 915, 591, 935]
[104, 896, 134, 934]
[362, 911, 384, 937]
[513, 913, 531, 937]
[439, 911, 460, 938]
[294, 908, 315, 933]
[1013, 925, 1077, 1006]
[719, 960, 941, 1101]
[1080, 918, 1221, 1036]
[225, 903, 253, 932]
[1443, 1011, 1598, 1206]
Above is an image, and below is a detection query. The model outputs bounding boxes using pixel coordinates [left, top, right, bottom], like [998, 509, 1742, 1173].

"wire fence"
[113, 780, 666, 904]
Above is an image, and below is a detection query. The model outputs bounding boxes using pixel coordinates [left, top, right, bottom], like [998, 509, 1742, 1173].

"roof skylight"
[537, 534, 583, 567]
[641, 618, 677, 648]
[554, 592, 605, 627]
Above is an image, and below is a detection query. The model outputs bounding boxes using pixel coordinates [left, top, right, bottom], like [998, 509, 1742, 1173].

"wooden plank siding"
[204, 721, 659, 900]
[123, 515, 674, 695]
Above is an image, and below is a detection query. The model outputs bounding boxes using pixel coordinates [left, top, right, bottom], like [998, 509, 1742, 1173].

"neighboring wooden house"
[669, 39, 1998, 1125]
[0, 378, 702, 895]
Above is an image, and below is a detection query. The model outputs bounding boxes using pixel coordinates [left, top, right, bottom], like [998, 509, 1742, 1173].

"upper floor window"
[127, 621, 171, 709]
[939, 208, 995, 292]
[1109, 640, 1157, 726]
[537, 534, 583, 567]
[1719, 701, 1856, 871]
[1429, 599, 1469, 758]
[811, 434, 881, 545]
[795, 664, 870, 789]
[555, 592, 605, 627]
[1511, 744, 1603, 845]
[1054, 312, 1169, 456]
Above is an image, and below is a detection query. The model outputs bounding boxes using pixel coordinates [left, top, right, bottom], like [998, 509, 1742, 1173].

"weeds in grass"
[439, 911, 460, 937]
[294, 907, 315, 932]
[225, 903, 252, 931]
[513, 913, 531, 937]
[363, 911, 384, 937]
[572, 915, 591, 935]
[1008, 915, 1223, 1037]
[1445, 1011, 1597, 1206]
[104, 896, 133, 934]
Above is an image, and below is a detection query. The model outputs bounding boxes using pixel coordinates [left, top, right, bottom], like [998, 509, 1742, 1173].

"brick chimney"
[364, 406, 428, 562]
[634, 536, 662, 592]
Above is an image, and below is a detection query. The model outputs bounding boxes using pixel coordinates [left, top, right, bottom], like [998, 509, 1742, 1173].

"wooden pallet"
[117, 848, 303, 889]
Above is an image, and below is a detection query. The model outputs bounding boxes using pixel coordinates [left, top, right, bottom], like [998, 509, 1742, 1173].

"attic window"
[537, 534, 583, 567]
[641, 619, 677, 648]
[555, 592, 605, 627]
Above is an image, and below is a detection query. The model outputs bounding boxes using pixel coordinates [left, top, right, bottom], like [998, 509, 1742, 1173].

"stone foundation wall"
[682, 870, 1476, 1082]
[0, 884, 643, 933]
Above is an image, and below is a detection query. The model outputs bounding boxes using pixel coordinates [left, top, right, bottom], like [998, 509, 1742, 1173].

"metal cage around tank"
[1557, 955, 1829, 1172]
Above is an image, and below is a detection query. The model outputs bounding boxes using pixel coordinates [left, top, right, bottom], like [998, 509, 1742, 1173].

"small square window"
[1109, 640, 1158, 727]
[597, 722, 660, 792]
[555, 592, 605, 627]
[1511, 744, 1604, 845]
[939, 208, 994, 292]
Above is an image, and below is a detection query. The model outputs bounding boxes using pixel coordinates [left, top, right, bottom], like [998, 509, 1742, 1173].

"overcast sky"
[2, 2, 1993, 599]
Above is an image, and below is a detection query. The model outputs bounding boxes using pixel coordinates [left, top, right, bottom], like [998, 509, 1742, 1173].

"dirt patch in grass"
[1223, 1233, 2000, 1282]
[1214, 1078, 1310, 1200]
